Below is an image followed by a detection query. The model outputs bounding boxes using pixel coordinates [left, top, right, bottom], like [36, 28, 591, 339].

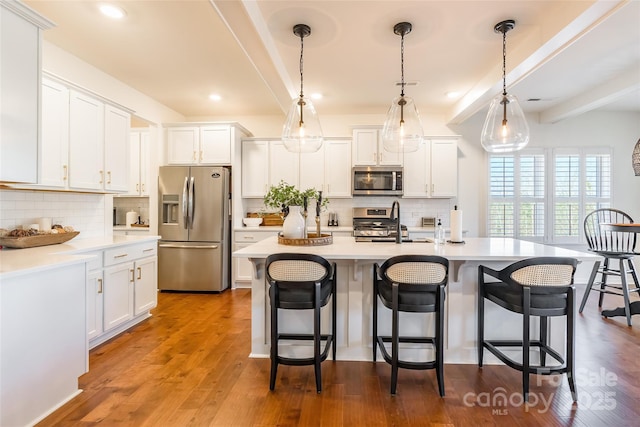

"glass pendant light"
[282, 24, 323, 153]
[633, 138, 640, 176]
[481, 20, 530, 153]
[381, 22, 423, 153]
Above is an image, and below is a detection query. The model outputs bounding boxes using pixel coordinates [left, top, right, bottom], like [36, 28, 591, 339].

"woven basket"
[277, 232, 333, 246]
[247, 212, 284, 226]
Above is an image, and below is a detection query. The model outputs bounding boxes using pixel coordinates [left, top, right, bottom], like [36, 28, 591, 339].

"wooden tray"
[247, 212, 284, 226]
[0, 231, 80, 249]
[278, 233, 333, 246]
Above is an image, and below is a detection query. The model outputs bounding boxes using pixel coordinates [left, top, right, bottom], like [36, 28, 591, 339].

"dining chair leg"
[579, 261, 600, 313]
[539, 316, 548, 367]
[314, 283, 322, 393]
[522, 289, 531, 401]
[628, 259, 640, 291]
[567, 287, 577, 401]
[270, 301, 278, 391]
[620, 261, 633, 327]
[436, 285, 445, 397]
[390, 284, 400, 395]
[598, 258, 610, 307]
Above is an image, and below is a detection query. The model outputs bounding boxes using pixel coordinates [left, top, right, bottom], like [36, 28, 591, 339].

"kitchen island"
[233, 236, 599, 363]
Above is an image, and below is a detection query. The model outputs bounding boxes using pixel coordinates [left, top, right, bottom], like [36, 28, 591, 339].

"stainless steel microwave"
[352, 166, 403, 196]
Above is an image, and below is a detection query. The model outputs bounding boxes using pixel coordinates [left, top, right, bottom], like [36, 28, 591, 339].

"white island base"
[233, 237, 598, 364]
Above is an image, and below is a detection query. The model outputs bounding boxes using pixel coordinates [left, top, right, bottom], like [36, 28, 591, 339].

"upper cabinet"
[128, 129, 150, 196]
[352, 128, 403, 166]
[403, 137, 459, 198]
[241, 138, 352, 198]
[40, 75, 132, 193]
[0, 2, 53, 183]
[165, 123, 249, 165]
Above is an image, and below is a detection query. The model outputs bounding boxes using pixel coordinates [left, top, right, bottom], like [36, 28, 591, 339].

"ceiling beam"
[209, 0, 292, 114]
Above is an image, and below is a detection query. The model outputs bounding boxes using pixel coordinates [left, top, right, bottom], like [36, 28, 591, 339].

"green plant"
[263, 180, 329, 212]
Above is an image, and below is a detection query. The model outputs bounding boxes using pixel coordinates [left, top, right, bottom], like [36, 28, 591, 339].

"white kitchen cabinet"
[101, 242, 158, 336]
[352, 128, 402, 166]
[166, 124, 232, 165]
[270, 140, 299, 188]
[241, 139, 269, 197]
[41, 76, 131, 193]
[128, 130, 150, 195]
[324, 139, 352, 198]
[299, 145, 324, 193]
[87, 268, 104, 341]
[0, 3, 52, 184]
[68, 90, 104, 190]
[403, 137, 458, 198]
[40, 77, 70, 187]
[104, 105, 131, 192]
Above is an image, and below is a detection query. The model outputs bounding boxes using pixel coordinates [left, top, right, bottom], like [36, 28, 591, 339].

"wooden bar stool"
[265, 253, 337, 393]
[579, 208, 640, 326]
[373, 255, 449, 396]
[478, 257, 578, 401]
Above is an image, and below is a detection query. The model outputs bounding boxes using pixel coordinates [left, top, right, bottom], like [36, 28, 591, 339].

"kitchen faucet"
[390, 200, 401, 244]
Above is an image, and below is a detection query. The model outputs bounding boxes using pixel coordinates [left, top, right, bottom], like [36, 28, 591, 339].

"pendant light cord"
[400, 31, 405, 97]
[501, 28, 507, 97]
[299, 32, 304, 99]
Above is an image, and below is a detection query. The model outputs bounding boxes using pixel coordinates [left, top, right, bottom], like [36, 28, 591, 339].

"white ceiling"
[24, 0, 640, 125]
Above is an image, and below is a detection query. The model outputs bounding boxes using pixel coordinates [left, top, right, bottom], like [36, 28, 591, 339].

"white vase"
[282, 206, 305, 238]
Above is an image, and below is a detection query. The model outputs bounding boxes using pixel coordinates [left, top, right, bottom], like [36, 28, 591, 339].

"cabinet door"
[69, 90, 104, 190]
[430, 139, 458, 197]
[402, 141, 429, 198]
[104, 105, 130, 192]
[139, 132, 150, 196]
[324, 139, 352, 198]
[128, 132, 142, 195]
[0, 6, 39, 183]
[103, 262, 134, 331]
[134, 256, 157, 315]
[379, 143, 403, 166]
[233, 242, 253, 284]
[167, 127, 198, 164]
[87, 270, 104, 340]
[241, 140, 269, 197]
[200, 126, 231, 164]
[269, 141, 299, 187]
[40, 78, 70, 188]
[299, 145, 324, 193]
[352, 129, 378, 165]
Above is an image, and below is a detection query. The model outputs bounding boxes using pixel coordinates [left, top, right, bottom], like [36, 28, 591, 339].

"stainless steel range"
[352, 207, 409, 242]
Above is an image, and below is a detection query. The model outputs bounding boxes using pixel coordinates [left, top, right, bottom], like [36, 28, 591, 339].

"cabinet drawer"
[85, 251, 103, 271]
[104, 242, 157, 266]
[234, 231, 278, 243]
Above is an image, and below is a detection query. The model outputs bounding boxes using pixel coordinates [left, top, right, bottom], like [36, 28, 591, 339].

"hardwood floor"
[38, 287, 640, 426]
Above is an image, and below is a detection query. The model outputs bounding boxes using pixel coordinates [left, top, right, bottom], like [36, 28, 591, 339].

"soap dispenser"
[435, 218, 445, 246]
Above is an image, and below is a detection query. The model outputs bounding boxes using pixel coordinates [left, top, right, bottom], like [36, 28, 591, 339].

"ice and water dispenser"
[161, 194, 180, 224]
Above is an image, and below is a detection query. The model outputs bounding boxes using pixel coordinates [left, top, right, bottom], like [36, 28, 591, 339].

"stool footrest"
[483, 340, 567, 374]
[376, 336, 437, 370]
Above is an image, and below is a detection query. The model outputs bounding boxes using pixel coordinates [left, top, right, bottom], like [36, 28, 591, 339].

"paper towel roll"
[126, 210, 139, 228]
[450, 209, 463, 242]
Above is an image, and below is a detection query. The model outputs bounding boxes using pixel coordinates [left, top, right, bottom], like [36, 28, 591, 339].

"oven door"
[352, 167, 403, 196]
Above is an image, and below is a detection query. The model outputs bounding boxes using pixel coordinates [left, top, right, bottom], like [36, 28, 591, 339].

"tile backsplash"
[0, 190, 106, 237]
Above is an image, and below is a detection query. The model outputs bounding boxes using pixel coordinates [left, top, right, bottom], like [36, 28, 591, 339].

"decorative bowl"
[243, 217, 263, 227]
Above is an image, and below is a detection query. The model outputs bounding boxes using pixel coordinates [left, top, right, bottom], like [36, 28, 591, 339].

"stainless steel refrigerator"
[158, 166, 230, 292]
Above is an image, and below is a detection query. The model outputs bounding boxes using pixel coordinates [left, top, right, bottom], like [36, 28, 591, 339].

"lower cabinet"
[86, 240, 158, 349]
[233, 230, 278, 287]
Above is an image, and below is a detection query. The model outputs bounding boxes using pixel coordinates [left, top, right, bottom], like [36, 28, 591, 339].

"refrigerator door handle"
[188, 176, 195, 229]
[159, 243, 219, 250]
[182, 176, 189, 229]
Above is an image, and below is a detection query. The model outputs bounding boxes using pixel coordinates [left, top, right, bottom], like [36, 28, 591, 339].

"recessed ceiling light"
[99, 4, 126, 20]
[209, 94, 222, 101]
[310, 93, 323, 100]
[446, 91, 460, 99]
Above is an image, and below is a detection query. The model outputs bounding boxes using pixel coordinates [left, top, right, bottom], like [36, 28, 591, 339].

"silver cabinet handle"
[159, 243, 218, 249]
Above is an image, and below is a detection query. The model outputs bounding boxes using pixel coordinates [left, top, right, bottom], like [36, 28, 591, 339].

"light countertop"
[0, 234, 160, 279]
[233, 235, 598, 262]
